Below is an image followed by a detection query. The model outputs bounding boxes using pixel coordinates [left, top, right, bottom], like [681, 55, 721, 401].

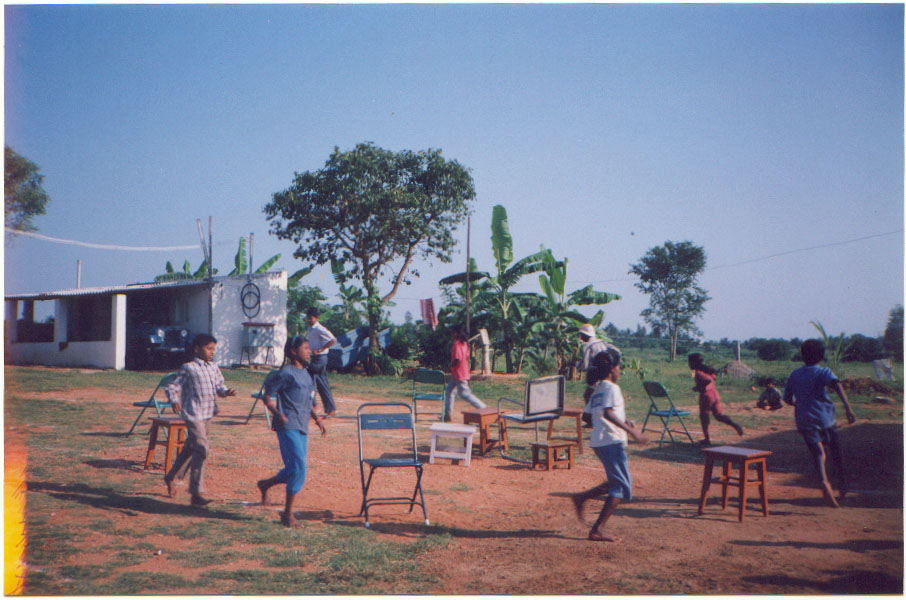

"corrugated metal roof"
[5, 278, 210, 301]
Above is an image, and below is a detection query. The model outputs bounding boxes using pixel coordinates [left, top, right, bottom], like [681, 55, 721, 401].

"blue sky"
[4, 3, 903, 342]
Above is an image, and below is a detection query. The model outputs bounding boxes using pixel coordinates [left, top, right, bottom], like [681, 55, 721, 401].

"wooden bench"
[144, 417, 187, 472]
[546, 406, 584, 454]
[429, 423, 477, 466]
[462, 408, 506, 455]
[531, 440, 576, 470]
[698, 446, 772, 522]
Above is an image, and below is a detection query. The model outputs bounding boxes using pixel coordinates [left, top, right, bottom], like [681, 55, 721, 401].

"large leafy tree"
[883, 304, 903, 362]
[5, 145, 51, 232]
[266, 142, 475, 373]
[629, 240, 710, 360]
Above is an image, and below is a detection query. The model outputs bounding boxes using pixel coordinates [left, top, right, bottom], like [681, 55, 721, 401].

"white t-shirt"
[306, 321, 335, 353]
[588, 379, 627, 447]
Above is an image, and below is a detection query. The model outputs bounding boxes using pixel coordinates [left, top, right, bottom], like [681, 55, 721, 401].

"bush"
[415, 325, 450, 370]
[755, 339, 793, 362]
[385, 323, 418, 361]
[843, 334, 886, 362]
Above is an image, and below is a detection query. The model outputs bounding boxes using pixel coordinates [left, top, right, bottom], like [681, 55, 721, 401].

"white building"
[4, 271, 287, 370]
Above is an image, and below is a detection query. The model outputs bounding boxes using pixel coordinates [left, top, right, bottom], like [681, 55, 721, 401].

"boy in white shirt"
[571, 348, 647, 541]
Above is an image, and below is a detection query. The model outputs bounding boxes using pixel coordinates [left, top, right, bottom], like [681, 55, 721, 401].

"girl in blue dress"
[256, 335, 327, 528]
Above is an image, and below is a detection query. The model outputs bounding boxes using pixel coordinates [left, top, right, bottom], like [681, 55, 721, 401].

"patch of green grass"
[168, 548, 247, 567]
[449, 482, 472, 492]
[264, 548, 310, 567]
[199, 568, 270, 583]
[105, 571, 193, 594]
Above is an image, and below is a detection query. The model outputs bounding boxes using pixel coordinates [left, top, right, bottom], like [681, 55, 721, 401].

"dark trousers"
[308, 353, 336, 414]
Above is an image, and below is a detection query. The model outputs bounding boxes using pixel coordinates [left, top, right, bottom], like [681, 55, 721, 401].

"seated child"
[757, 379, 783, 411]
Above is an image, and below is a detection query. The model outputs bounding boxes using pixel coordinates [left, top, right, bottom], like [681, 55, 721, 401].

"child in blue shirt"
[783, 339, 856, 508]
[257, 335, 327, 528]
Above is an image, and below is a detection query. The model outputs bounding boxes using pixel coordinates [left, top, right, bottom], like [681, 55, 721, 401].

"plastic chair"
[246, 369, 280, 428]
[126, 372, 178, 436]
[357, 402, 429, 528]
[497, 375, 565, 464]
[411, 368, 447, 422]
[641, 381, 695, 447]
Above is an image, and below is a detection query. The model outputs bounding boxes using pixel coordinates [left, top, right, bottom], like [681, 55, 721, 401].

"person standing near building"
[577, 323, 621, 412]
[163, 334, 236, 506]
[305, 307, 338, 417]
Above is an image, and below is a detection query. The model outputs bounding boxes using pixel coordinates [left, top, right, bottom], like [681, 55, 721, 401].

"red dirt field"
[8, 381, 904, 595]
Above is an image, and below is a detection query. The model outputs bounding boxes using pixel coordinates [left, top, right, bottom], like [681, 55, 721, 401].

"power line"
[4, 227, 232, 252]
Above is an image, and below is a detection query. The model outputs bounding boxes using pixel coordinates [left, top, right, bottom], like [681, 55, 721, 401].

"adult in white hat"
[577, 324, 621, 408]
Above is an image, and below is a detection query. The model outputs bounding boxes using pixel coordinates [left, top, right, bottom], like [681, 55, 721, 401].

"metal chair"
[246, 369, 280, 428]
[411, 368, 447, 422]
[357, 402, 429, 528]
[641, 381, 695, 447]
[497, 375, 565, 464]
[126, 372, 178, 435]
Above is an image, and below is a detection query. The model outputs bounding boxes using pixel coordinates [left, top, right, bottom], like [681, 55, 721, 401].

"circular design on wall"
[241, 282, 261, 318]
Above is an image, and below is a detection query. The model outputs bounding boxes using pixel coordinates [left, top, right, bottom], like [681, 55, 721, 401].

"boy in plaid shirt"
[164, 334, 236, 506]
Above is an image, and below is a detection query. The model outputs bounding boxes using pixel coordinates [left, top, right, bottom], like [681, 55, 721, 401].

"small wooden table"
[462, 408, 506, 455]
[698, 446, 772, 522]
[531, 440, 576, 470]
[429, 423, 477, 466]
[546, 407, 584, 454]
[144, 417, 187, 472]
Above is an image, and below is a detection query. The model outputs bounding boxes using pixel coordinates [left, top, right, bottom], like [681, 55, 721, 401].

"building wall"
[5, 295, 126, 369]
[211, 271, 287, 366]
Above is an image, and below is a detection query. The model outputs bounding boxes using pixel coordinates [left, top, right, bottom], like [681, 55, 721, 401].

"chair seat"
[500, 412, 558, 424]
[413, 393, 443, 401]
[651, 409, 690, 417]
[364, 458, 422, 468]
[132, 400, 172, 408]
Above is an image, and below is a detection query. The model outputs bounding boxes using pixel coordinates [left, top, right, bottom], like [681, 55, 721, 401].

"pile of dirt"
[841, 377, 903, 397]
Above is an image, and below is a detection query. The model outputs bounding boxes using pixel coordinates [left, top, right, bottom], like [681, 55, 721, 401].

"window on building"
[68, 296, 112, 342]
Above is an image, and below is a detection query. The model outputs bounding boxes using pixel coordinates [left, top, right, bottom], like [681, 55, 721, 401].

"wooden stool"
[144, 417, 187, 472]
[698, 446, 772, 522]
[429, 423, 477, 466]
[462, 408, 506, 455]
[546, 406, 584, 454]
[531, 440, 576, 470]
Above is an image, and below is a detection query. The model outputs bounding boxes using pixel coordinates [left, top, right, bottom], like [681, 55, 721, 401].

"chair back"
[524, 375, 565, 417]
[413, 368, 446, 387]
[643, 381, 675, 410]
[357, 402, 419, 462]
[256, 369, 281, 394]
[152, 372, 179, 401]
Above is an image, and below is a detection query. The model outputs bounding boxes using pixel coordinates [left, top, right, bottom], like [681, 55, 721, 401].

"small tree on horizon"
[630, 240, 710, 361]
[5, 145, 51, 233]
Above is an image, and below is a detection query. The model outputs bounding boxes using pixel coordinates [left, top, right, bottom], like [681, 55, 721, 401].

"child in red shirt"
[689, 353, 743, 446]
[443, 326, 486, 422]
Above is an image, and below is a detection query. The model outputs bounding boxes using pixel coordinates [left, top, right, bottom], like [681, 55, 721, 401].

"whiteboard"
[524, 375, 565, 416]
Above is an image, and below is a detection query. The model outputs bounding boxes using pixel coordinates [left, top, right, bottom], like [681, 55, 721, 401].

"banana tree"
[229, 236, 281, 276]
[537, 251, 621, 377]
[154, 260, 212, 282]
[810, 320, 851, 375]
[439, 205, 555, 372]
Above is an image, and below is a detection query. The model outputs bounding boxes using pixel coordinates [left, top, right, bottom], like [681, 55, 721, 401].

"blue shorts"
[594, 443, 632, 500]
[275, 428, 309, 495]
[798, 425, 839, 453]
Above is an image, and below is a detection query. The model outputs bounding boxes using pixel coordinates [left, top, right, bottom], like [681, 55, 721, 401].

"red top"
[694, 370, 721, 403]
[450, 339, 471, 381]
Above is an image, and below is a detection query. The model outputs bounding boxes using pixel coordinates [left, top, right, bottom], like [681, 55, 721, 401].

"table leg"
[697, 455, 715, 514]
[721, 460, 731, 510]
[164, 425, 178, 473]
[756, 458, 769, 517]
[498, 419, 509, 452]
[144, 421, 160, 470]
[738, 459, 749, 522]
[567, 444, 574, 469]
[573, 413, 583, 454]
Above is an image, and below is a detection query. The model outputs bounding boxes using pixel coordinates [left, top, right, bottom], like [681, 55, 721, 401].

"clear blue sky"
[5, 3, 903, 342]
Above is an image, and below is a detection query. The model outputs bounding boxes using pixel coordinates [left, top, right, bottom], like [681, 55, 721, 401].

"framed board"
[524, 375, 565, 417]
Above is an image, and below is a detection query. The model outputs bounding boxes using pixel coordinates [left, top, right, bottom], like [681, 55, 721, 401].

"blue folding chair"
[246, 369, 280, 428]
[357, 402, 428, 528]
[127, 372, 178, 435]
[411, 368, 447, 422]
[641, 381, 695, 447]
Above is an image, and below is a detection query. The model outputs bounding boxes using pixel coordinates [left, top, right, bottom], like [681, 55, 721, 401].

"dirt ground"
[8, 377, 904, 595]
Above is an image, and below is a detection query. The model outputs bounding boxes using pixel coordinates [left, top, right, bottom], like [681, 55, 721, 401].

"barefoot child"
[572, 349, 647, 542]
[756, 378, 783, 411]
[688, 353, 744, 446]
[257, 335, 327, 528]
[783, 339, 856, 508]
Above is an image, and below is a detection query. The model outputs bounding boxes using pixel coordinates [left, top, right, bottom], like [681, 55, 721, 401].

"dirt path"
[9, 380, 904, 594]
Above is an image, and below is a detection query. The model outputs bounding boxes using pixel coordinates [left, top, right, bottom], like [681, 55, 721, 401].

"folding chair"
[641, 381, 695, 447]
[497, 375, 565, 464]
[246, 369, 280, 428]
[126, 372, 178, 435]
[357, 402, 429, 528]
[411, 368, 447, 422]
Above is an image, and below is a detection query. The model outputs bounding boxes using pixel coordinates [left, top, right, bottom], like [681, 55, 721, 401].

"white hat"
[578, 324, 597, 339]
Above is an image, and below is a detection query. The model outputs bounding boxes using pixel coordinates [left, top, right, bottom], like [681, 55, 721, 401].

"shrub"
[755, 339, 793, 362]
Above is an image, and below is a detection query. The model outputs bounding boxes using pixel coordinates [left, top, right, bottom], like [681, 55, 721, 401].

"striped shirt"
[166, 357, 230, 420]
